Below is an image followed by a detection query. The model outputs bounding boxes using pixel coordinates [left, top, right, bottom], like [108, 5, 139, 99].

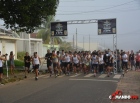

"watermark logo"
[109, 90, 138, 101]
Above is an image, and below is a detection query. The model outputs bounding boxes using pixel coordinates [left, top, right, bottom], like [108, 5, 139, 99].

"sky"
[55, 0, 140, 52]
[0, 0, 140, 52]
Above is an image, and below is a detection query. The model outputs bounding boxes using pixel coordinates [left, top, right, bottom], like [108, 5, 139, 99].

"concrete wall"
[17, 32, 43, 57]
[0, 39, 17, 59]
[77, 42, 99, 52]
[42, 44, 60, 56]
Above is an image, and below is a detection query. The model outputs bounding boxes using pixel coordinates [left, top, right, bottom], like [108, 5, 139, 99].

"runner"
[81, 53, 89, 74]
[129, 50, 135, 70]
[24, 52, 31, 78]
[52, 50, 58, 78]
[127, 51, 131, 69]
[72, 52, 80, 75]
[91, 52, 98, 77]
[98, 53, 104, 74]
[60, 50, 65, 74]
[56, 51, 62, 76]
[109, 54, 114, 74]
[79, 52, 83, 72]
[135, 52, 140, 71]
[122, 51, 128, 72]
[64, 52, 71, 75]
[45, 50, 52, 77]
[117, 52, 121, 73]
[69, 51, 73, 73]
[103, 51, 111, 77]
[32, 52, 41, 80]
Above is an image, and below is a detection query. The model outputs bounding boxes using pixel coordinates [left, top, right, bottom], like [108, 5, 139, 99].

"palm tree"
[37, 16, 62, 44]
[59, 41, 73, 51]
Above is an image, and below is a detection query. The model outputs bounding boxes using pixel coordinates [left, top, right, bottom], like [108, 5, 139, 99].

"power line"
[60, 0, 95, 2]
[57, 6, 140, 12]
[57, 0, 136, 15]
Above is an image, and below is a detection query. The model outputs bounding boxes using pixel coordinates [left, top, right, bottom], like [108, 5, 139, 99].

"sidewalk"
[112, 70, 140, 103]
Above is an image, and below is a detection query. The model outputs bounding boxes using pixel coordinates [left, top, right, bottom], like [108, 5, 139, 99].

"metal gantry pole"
[113, 34, 117, 74]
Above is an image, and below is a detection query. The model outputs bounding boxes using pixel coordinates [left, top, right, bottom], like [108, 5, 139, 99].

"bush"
[8, 60, 24, 67]
[17, 51, 26, 61]
[3, 60, 24, 67]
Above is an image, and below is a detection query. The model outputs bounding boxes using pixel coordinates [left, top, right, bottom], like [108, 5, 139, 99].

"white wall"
[0, 41, 2, 54]
[5, 42, 15, 56]
[77, 42, 98, 52]
[0, 39, 17, 59]
[43, 46, 47, 57]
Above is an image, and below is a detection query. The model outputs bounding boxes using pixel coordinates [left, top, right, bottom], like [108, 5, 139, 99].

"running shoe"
[0, 83, 4, 86]
[35, 77, 38, 80]
[55, 74, 57, 78]
[94, 73, 96, 77]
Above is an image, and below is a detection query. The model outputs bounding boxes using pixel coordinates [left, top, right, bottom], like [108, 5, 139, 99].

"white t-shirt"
[122, 54, 128, 62]
[33, 57, 40, 64]
[65, 55, 70, 62]
[0, 60, 2, 67]
[73, 56, 79, 64]
[99, 57, 104, 64]
[92, 55, 98, 64]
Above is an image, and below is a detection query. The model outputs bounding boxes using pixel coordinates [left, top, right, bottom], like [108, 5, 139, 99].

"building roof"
[0, 28, 20, 38]
[30, 33, 38, 38]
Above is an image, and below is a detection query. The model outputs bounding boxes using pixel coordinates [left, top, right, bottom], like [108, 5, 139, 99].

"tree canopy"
[37, 16, 62, 44]
[0, 0, 59, 33]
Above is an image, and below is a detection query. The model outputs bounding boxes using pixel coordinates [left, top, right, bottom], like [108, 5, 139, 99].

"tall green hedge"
[17, 52, 26, 61]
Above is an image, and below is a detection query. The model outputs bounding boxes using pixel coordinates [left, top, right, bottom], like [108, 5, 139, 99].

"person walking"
[9, 51, 15, 77]
[0, 54, 7, 85]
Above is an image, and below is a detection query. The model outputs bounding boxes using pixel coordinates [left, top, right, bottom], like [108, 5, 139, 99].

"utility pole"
[73, 35, 74, 50]
[89, 34, 90, 51]
[83, 36, 84, 50]
[76, 28, 77, 51]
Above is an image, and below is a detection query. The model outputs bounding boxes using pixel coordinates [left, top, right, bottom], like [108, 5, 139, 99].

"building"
[17, 32, 43, 57]
[0, 28, 20, 59]
[43, 44, 60, 56]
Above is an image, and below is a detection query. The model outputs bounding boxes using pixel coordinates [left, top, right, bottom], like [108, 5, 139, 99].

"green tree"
[0, 0, 59, 33]
[37, 16, 62, 44]
[59, 41, 73, 51]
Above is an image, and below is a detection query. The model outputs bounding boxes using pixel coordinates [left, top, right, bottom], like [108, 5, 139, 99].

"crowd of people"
[45, 49, 140, 78]
[0, 49, 140, 83]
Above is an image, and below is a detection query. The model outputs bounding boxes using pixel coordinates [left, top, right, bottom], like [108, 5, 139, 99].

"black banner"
[51, 22, 67, 36]
[98, 19, 116, 35]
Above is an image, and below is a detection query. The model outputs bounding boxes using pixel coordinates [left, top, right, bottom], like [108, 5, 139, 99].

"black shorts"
[65, 62, 70, 67]
[53, 62, 57, 68]
[73, 63, 80, 68]
[92, 64, 98, 69]
[34, 64, 39, 69]
[47, 62, 52, 68]
[136, 61, 140, 67]
[61, 62, 65, 67]
[25, 63, 30, 68]
[105, 63, 110, 67]
[0, 67, 3, 73]
[109, 63, 113, 67]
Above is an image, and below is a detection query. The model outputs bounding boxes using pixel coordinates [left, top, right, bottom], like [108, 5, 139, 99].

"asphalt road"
[0, 72, 120, 103]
